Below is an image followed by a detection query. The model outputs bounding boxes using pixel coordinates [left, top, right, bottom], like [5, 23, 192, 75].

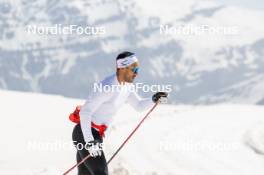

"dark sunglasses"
[131, 67, 139, 74]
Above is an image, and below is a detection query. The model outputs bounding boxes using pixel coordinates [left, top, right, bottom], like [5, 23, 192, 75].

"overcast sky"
[217, 0, 264, 10]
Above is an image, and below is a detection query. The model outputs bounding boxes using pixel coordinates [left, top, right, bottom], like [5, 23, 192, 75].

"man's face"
[123, 62, 139, 83]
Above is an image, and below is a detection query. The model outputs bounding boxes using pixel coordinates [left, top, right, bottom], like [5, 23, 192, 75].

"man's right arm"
[79, 89, 112, 143]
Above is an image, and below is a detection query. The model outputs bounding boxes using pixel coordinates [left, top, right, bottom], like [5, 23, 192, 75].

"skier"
[70, 51, 168, 175]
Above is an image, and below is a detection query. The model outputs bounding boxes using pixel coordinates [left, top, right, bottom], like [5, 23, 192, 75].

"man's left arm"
[126, 91, 154, 112]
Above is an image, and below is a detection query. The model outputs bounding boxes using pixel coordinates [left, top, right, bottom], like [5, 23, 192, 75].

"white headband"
[116, 55, 138, 68]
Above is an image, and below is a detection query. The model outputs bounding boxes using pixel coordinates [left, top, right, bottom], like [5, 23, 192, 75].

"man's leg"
[73, 124, 108, 175]
[77, 144, 108, 175]
[77, 152, 92, 175]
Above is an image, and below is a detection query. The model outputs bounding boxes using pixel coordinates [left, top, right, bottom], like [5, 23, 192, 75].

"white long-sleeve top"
[79, 73, 154, 143]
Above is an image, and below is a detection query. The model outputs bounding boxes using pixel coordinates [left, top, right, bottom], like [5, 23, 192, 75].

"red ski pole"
[107, 101, 159, 164]
[63, 154, 91, 175]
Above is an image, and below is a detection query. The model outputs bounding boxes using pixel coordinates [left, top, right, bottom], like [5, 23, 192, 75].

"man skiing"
[70, 51, 168, 175]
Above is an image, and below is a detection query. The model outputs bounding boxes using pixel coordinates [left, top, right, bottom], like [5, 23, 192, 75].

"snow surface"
[0, 89, 264, 174]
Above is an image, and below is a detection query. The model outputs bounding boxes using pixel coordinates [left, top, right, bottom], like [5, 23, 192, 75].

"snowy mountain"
[0, 0, 264, 104]
[1, 89, 264, 175]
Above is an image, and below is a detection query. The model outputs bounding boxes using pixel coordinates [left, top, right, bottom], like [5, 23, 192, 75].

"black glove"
[152, 92, 168, 103]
